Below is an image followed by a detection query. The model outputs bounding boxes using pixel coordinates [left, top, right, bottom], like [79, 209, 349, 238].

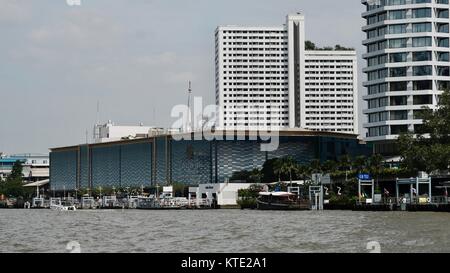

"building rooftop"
[50, 128, 364, 151]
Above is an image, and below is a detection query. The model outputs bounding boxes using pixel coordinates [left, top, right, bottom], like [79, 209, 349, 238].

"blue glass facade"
[50, 132, 372, 190]
[49, 149, 77, 190]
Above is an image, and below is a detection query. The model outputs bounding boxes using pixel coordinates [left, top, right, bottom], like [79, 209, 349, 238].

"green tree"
[353, 156, 368, 174]
[281, 157, 297, 188]
[10, 160, 23, 180]
[368, 154, 384, 188]
[305, 40, 316, 50]
[322, 160, 338, 174]
[397, 89, 450, 173]
[273, 158, 284, 182]
[309, 159, 322, 174]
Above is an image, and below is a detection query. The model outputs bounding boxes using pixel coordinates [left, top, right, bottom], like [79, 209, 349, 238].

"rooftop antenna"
[186, 81, 192, 132]
[93, 100, 101, 141]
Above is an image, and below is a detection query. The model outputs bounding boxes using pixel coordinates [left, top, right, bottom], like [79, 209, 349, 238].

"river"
[1, 209, 449, 253]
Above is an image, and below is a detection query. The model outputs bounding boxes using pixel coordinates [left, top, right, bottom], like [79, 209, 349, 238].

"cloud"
[0, 0, 31, 24]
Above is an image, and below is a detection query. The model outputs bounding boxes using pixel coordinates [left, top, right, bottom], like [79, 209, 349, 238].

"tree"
[368, 154, 384, 188]
[295, 164, 311, 181]
[10, 160, 23, 181]
[273, 158, 283, 182]
[338, 155, 352, 172]
[353, 156, 368, 174]
[281, 157, 297, 188]
[397, 89, 450, 173]
[305, 40, 316, 50]
[1, 161, 31, 198]
[322, 160, 338, 174]
[309, 159, 322, 174]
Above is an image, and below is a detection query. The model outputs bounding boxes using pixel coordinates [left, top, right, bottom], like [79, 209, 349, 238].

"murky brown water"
[1, 209, 450, 253]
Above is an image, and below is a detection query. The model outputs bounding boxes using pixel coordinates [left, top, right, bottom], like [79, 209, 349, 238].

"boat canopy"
[258, 191, 295, 197]
[24, 179, 49, 187]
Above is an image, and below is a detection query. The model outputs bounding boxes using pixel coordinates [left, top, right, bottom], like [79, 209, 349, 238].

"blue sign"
[274, 186, 281, 192]
[358, 173, 372, 180]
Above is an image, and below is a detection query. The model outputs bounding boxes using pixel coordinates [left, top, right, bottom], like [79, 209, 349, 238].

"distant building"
[93, 120, 177, 143]
[215, 13, 359, 134]
[362, 0, 450, 155]
[0, 154, 49, 182]
[49, 129, 371, 191]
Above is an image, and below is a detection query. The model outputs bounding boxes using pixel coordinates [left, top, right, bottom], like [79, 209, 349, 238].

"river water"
[1, 209, 450, 253]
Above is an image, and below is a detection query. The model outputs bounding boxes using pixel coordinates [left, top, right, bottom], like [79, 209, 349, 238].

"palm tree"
[369, 154, 384, 188]
[281, 157, 298, 189]
[322, 160, 338, 174]
[295, 164, 311, 181]
[273, 158, 283, 182]
[310, 159, 322, 174]
[353, 156, 368, 174]
[338, 154, 352, 172]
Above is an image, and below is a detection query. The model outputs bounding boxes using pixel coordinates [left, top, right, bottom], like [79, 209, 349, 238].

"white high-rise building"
[362, 0, 450, 154]
[215, 13, 359, 134]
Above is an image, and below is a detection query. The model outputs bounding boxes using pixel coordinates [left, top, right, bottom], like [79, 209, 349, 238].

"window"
[437, 66, 450, 76]
[379, 68, 388, 79]
[379, 54, 388, 64]
[413, 109, 428, 119]
[380, 126, 389, 136]
[438, 23, 449, 33]
[412, 0, 430, 3]
[368, 56, 378, 67]
[413, 95, 432, 105]
[412, 8, 431, 19]
[412, 23, 432, 33]
[390, 81, 408, 91]
[388, 0, 406, 4]
[389, 24, 407, 34]
[368, 85, 379, 95]
[369, 111, 389, 123]
[438, 52, 449, 62]
[437, 9, 449, 19]
[438, 38, 449, 48]
[390, 96, 407, 106]
[412, 51, 432, 62]
[413, 80, 432, 90]
[368, 43, 378, 52]
[368, 29, 378, 39]
[369, 127, 379, 137]
[390, 67, 407, 77]
[389, 10, 407, 20]
[390, 110, 408, 120]
[379, 82, 388, 93]
[413, 66, 432, 76]
[391, 125, 408, 135]
[390, 52, 407, 63]
[378, 26, 387, 36]
[389, 38, 407, 48]
[438, 81, 450, 90]
[412, 37, 432, 47]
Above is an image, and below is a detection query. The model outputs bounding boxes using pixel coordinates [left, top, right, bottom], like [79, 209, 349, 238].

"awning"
[259, 191, 295, 197]
[24, 179, 49, 187]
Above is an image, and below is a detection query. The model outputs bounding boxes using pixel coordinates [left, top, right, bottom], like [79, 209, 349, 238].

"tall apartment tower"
[362, 0, 450, 154]
[215, 13, 359, 134]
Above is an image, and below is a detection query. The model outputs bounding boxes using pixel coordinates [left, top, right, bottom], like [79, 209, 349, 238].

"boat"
[136, 196, 188, 210]
[50, 204, 77, 211]
[256, 191, 310, 210]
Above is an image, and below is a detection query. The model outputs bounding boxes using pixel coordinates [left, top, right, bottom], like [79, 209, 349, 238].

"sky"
[0, 0, 367, 154]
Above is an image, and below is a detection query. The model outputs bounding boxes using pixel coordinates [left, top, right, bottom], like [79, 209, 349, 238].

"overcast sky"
[0, 0, 367, 154]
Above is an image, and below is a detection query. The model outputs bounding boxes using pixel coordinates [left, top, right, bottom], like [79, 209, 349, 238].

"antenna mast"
[186, 81, 192, 132]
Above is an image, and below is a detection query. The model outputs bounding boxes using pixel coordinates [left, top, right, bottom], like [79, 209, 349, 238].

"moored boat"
[256, 192, 310, 210]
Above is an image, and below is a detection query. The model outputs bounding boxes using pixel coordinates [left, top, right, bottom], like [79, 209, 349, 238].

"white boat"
[50, 204, 77, 211]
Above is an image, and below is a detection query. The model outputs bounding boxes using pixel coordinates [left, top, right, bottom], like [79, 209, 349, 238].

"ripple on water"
[2, 209, 450, 252]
